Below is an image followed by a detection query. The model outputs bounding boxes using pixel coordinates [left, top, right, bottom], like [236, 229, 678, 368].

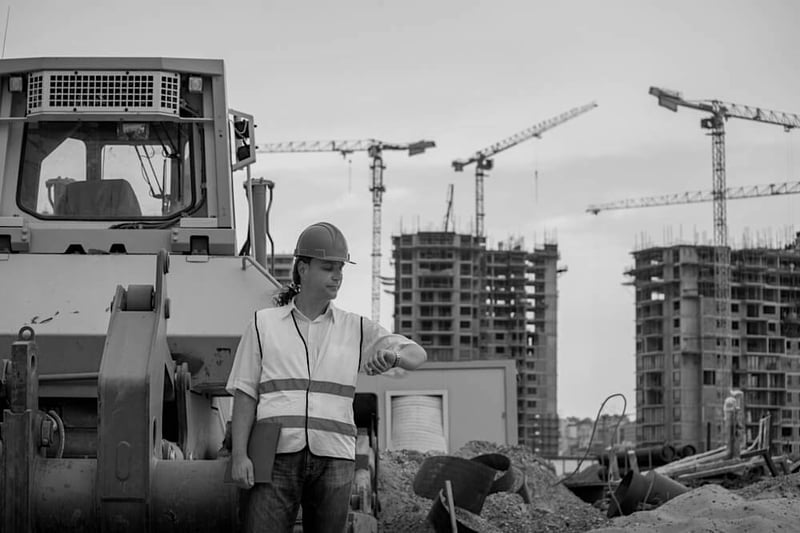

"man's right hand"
[232, 454, 255, 489]
[230, 391, 257, 489]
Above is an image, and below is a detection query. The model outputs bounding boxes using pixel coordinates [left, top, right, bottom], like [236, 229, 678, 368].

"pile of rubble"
[377, 441, 611, 533]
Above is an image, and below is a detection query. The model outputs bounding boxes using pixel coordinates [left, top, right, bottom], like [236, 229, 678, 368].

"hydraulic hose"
[47, 410, 65, 459]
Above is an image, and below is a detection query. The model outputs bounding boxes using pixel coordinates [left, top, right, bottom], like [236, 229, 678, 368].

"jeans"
[244, 448, 355, 533]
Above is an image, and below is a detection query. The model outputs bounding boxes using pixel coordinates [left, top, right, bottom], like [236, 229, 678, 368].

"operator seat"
[55, 179, 142, 217]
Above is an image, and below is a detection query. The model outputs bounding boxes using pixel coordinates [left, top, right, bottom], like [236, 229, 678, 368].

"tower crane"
[647, 87, 800, 388]
[452, 102, 597, 238]
[257, 138, 435, 323]
[443, 183, 454, 232]
[586, 180, 800, 214]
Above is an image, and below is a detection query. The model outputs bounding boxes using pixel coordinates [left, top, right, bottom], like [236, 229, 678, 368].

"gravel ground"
[733, 470, 800, 500]
[377, 441, 611, 533]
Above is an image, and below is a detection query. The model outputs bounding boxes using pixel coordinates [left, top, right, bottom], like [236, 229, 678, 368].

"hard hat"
[294, 222, 354, 263]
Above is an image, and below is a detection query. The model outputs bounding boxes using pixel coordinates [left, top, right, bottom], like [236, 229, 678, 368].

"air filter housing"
[26, 70, 180, 115]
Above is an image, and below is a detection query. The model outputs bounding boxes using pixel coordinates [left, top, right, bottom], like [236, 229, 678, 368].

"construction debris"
[413, 453, 532, 531]
[377, 441, 611, 533]
[606, 470, 689, 517]
[651, 414, 787, 487]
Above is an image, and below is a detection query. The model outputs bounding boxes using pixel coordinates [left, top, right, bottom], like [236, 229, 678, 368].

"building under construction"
[627, 235, 800, 456]
[270, 253, 294, 287]
[390, 231, 560, 456]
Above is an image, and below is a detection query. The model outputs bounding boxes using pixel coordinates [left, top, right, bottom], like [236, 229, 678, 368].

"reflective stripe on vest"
[260, 415, 357, 437]
[259, 379, 356, 398]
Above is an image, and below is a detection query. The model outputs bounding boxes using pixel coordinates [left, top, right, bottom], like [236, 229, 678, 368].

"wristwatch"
[391, 351, 401, 368]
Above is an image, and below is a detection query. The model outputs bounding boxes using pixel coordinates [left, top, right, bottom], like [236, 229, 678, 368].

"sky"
[8, 0, 800, 419]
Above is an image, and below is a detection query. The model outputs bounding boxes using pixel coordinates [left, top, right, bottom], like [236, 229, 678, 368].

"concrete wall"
[356, 360, 518, 453]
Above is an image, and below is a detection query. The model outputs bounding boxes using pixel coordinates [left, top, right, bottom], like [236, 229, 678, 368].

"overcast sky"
[10, 0, 800, 419]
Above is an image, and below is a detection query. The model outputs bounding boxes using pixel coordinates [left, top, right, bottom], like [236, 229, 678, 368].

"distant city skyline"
[10, 0, 800, 418]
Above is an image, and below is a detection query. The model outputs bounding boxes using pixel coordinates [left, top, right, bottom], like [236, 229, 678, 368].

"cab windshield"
[17, 121, 201, 220]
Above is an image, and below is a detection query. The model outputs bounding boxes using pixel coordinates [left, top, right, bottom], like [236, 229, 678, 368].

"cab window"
[17, 121, 200, 220]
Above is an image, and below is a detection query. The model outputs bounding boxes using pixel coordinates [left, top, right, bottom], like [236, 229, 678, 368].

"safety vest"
[253, 305, 362, 460]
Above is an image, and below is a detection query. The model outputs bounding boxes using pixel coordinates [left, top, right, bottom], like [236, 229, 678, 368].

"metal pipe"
[249, 178, 268, 269]
[245, 168, 256, 261]
[265, 180, 275, 274]
[39, 372, 98, 382]
[241, 254, 272, 279]
[600, 444, 677, 470]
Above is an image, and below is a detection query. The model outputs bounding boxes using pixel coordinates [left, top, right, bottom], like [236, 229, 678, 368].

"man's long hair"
[273, 256, 310, 306]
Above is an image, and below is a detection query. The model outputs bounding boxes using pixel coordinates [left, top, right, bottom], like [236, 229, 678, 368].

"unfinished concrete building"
[270, 253, 294, 287]
[391, 231, 560, 455]
[627, 236, 800, 456]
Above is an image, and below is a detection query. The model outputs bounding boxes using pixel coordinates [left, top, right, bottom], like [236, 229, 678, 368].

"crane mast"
[443, 183, 454, 232]
[368, 145, 385, 323]
[258, 139, 435, 322]
[452, 102, 597, 238]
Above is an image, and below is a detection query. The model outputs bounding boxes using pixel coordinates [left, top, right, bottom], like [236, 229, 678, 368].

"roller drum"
[32, 458, 96, 532]
[30, 458, 241, 532]
[151, 459, 241, 531]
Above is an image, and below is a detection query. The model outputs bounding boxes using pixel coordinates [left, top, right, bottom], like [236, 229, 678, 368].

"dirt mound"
[585, 470, 800, 533]
[378, 441, 611, 533]
[588, 483, 800, 533]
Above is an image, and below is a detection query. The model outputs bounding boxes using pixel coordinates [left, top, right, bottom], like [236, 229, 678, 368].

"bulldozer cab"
[0, 57, 248, 255]
[20, 120, 194, 219]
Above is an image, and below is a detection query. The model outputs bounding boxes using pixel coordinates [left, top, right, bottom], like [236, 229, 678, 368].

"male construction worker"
[226, 221, 427, 532]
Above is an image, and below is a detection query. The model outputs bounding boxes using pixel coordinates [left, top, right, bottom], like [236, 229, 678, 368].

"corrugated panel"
[391, 395, 447, 453]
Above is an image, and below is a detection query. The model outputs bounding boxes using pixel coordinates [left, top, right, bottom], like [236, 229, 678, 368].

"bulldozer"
[0, 57, 380, 532]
